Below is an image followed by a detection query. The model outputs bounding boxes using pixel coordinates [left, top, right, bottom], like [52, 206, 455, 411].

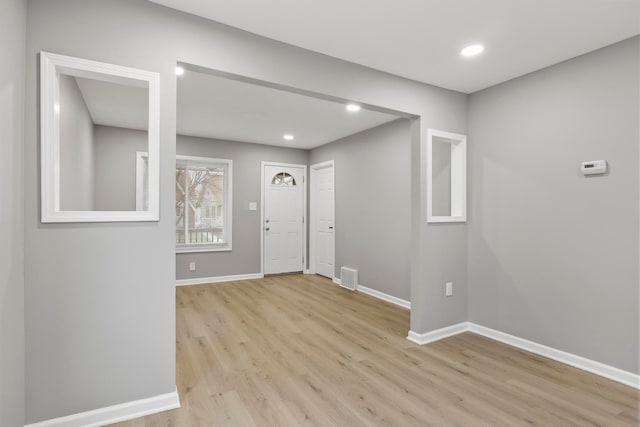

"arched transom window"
[271, 172, 296, 186]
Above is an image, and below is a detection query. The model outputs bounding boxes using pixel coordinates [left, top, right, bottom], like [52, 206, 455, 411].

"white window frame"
[40, 51, 160, 222]
[176, 155, 233, 253]
[426, 129, 467, 223]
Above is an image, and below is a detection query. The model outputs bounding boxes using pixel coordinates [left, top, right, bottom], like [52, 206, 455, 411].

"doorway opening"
[175, 63, 414, 285]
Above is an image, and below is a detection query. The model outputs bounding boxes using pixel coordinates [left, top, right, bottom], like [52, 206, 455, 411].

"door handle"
[265, 227, 270, 231]
[329, 226, 333, 230]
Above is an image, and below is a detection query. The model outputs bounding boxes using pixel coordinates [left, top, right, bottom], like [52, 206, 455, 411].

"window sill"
[176, 245, 232, 254]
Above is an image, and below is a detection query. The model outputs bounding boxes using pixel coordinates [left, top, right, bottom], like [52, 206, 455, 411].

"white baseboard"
[176, 273, 263, 286]
[407, 322, 639, 389]
[356, 285, 411, 309]
[331, 277, 410, 309]
[407, 322, 469, 345]
[25, 387, 180, 427]
[467, 323, 640, 389]
[303, 269, 313, 274]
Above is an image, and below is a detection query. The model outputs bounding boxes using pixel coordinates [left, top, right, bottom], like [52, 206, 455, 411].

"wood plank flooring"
[110, 274, 639, 426]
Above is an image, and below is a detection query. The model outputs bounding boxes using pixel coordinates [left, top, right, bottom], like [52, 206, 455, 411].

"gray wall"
[59, 75, 95, 211]
[468, 36, 639, 374]
[25, 0, 466, 423]
[94, 125, 148, 211]
[431, 137, 452, 216]
[310, 119, 411, 301]
[0, 0, 25, 425]
[176, 135, 308, 279]
[26, 1, 178, 423]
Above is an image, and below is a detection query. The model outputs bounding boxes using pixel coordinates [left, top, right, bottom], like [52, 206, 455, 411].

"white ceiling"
[75, 76, 148, 131]
[177, 69, 400, 149]
[73, 70, 401, 149]
[150, 0, 640, 93]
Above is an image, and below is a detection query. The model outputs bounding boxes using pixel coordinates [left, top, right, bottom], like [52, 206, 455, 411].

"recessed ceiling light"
[346, 104, 361, 112]
[283, 134, 294, 141]
[461, 44, 484, 57]
[175, 66, 185, 76]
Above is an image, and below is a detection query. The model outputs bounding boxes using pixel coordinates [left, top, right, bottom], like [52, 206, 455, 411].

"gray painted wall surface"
[431, 137, 452, 216]
[94, 125, 148, 211]
[26, 1, 178, 423]
[25, 0, 466, 422]
[468, 36, 639, 373]
[0, 0, 25, 425]
[59, 75, 95, 211]
[176, 135, 308, 279]
[310, 119, 411, 301]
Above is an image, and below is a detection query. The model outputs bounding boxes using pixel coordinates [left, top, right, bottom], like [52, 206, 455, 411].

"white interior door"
[311, 161, 335, 279]
[263, 164, 305, 275]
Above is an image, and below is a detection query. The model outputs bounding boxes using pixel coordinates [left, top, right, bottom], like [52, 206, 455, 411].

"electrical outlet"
[445, 282, 453, 297]
[189, 262, 196, 272]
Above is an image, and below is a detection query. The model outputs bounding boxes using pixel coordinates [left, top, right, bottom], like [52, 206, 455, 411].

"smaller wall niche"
[426, 129, 467, 223]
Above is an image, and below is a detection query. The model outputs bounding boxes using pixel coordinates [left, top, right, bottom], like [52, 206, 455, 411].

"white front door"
[263, 164, 305, 275]
[311, 161, 335, 279]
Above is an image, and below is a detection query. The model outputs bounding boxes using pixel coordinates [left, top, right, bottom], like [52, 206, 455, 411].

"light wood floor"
[111, 274, 639, 426]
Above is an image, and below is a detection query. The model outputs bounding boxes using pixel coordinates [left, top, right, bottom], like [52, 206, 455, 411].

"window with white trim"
[176, 155, 232, 252]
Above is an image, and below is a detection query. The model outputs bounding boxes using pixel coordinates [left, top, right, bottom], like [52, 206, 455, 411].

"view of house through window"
[176, 156, 232, 251]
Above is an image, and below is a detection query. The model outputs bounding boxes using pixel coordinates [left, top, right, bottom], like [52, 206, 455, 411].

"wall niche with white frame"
[426, 129, 467, 223]
[40, 51, 160, 223]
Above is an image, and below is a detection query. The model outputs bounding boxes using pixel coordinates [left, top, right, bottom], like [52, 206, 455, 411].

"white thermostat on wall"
[581, 160, 607, 176]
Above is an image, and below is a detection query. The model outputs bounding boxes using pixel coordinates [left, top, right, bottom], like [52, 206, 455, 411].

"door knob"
[329, 226, 333, 229]
[265, 227, 270, 231]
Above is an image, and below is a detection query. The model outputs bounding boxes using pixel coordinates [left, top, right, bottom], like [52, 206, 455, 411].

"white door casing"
[310, 161, 335, 278]
[262, 162, 306, 275]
